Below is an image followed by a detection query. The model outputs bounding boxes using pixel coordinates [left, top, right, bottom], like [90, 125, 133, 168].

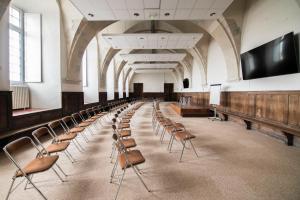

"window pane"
[9, 29, 22, 82]
[9, 7, 20, 28]
[24, 13, 42, 82]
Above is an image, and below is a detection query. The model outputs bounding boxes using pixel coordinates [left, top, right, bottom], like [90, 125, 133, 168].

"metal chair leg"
[5, 177, 16, 200]
[179, 140, 187, 162]
[114, 169, 126, 200]
[24, 174, 33, 190]
[52, 165, 66, 181]
[132, 166, 151, 192]
[25, 175, 48, 200]
[55, 163, 67, 177]
[110, 160, 118, 182]
[189, 140, 199, 157]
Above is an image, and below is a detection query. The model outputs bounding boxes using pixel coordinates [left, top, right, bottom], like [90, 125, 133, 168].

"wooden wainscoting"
[99, 92, 107, 104]
[62, 92, 84, 116]
[175, 91, 300, 145]
[0, 91, 12, 131]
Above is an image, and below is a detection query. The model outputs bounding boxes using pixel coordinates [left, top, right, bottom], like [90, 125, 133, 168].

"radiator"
[10, 85, 30, 109]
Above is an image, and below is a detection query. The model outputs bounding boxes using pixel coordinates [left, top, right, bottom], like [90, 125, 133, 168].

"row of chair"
[3, 100, 131, 200]
[152, 101, 199, 162]
[109, 102, 151, 200]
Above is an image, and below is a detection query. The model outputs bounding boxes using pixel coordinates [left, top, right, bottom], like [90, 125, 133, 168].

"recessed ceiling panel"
[134, 69, 173, 73]
[130, 63, 178, 69]
[120, 53, 186, 63]
[102, 33, 202, 49]
[69, 0, 233, 20]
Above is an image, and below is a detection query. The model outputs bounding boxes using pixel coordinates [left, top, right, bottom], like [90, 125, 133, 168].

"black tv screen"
[241, 32, 299, 80]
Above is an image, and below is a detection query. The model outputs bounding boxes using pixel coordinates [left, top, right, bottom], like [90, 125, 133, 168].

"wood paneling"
[133, 83, 143, 98]
[288, 95, 300, 127]
[12, 109, 62, 130]
[99, 92, 107, 104]
[114, 92, 119, 100]
[176, 91, 300, 141]
[143, 92, 164, 99]
[62, 92, 84, 115]
[0, 91, 12, 131]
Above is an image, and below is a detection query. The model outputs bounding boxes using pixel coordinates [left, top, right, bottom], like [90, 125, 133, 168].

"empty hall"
[0, 0, 300, 199]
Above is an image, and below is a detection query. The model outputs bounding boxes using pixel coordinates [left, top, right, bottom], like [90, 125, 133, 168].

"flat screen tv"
[241, 32, 299, 80]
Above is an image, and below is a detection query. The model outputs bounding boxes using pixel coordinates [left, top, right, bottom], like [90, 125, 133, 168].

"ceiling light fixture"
[134, 13, 140, 17]
[210, 12, 216, 16]
[164, 12, 170, 16]
[139, 37, 144, 40]
[88, 13, 94, 17]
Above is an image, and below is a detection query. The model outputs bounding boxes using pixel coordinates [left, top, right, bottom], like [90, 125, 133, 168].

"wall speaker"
[183, 78, 189, 88]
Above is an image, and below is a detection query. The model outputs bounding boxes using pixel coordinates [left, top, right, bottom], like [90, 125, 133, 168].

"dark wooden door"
[164, 83, 174, 101]
[133, 83, 143, 98]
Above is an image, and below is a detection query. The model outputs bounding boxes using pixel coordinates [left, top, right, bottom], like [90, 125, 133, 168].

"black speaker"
[183, 78, 189, 88]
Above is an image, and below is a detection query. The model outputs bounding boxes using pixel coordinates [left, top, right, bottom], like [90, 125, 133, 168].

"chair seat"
[118, 150, 145, 170]
[16, 155, 59, 177]
[166, 126, 175, 133]
[120, 130, 131, 137]
[174, 123, 185, 130]
[175, 131, 196, 141]
[57, 132, 77, 141]
[121, 138, 136, 148]
[121, 119, 130, 123]
[119, 123, 130, 129]
[70, 127, 85, 133]
[85, 118, 96, 122]
[79, 122, 91, 127]
[46, 142, 70, 153]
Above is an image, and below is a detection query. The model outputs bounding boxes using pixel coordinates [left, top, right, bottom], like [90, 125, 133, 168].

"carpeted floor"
[1, 102, 300, 200]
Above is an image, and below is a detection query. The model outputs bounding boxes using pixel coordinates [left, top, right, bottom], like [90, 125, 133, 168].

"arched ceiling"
[0, 0, 243, 92]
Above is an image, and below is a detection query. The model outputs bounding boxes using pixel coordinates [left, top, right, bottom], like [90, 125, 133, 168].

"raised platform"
[170, 103, 212, 117]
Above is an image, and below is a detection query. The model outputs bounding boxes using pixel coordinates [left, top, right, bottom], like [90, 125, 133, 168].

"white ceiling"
[120, 53, 186, 63]
[102, 33, 202, 49]
[130, 63, 178, 69]
[69, 0, 233, 20]
[134, 69, 173, 73]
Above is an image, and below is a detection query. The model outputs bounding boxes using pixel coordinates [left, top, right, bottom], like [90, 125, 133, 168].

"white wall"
[83, 38, 99, 104]
[106, 61, 115, 100]
[118, 70, 123, 98]
[0, 8, 9, 91]
[130, 72, 176, 92]
[13, 0, 62, 109]
[205, 0, 300, 92]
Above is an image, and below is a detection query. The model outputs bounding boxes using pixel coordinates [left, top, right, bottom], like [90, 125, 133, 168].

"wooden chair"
[32, 127, 75, 163]
[110, 134, 150, 200]
[48, 120, 84, 152]
[3, 137, 65, 200]
[61, 116, 89, 143]
[169, 129, 199, 162]
[110, 124, 137, 163]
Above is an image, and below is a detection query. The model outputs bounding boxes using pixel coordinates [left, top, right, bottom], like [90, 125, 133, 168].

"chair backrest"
[62, 116, 75, 129]
[48, 120, 61, 130]
[3, 137, 42, 173]
[112, 118, 117, 123]
[32, 127, 53, 140]
[48, 120, 67, 136]
[72, 113, 82, 123]
[32, 127, 55, 154]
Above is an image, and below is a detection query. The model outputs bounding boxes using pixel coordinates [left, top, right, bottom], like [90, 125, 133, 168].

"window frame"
[9, 5, 25, 84]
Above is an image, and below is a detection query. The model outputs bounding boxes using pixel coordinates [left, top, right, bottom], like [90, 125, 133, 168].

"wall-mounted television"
[241, 32, 299, 80]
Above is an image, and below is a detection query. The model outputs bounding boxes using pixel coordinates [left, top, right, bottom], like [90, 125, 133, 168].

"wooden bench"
[216, 109, 300, 146]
